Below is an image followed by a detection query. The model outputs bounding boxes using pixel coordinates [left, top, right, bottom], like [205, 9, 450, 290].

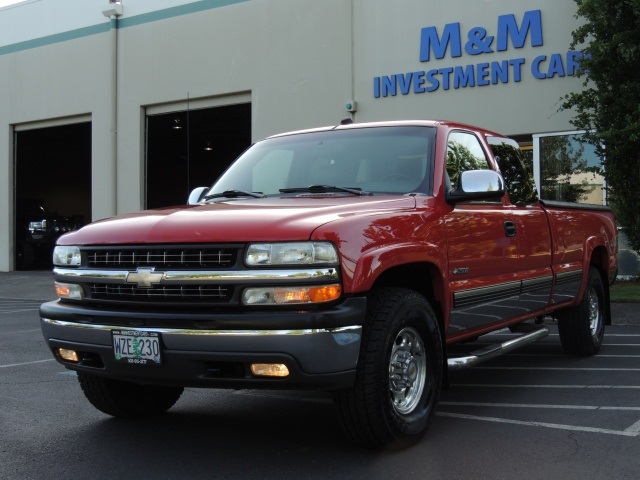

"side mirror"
[187, 186, 209, 205]
[446, 170, 505, 204]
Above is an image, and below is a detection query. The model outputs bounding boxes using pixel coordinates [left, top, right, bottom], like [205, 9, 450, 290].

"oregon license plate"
[112, 330, 162, 366]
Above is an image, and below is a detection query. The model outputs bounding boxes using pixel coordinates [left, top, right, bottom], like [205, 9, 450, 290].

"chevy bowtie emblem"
[126, 267, 165, 288]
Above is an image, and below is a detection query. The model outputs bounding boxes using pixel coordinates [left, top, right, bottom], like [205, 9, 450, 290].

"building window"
[533, 131, 605, 205]
[145, 103, 251, 209]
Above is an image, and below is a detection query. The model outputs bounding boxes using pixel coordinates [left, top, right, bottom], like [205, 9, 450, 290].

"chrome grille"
[90, 283, 232, 302]
[85, 247, 236, 268]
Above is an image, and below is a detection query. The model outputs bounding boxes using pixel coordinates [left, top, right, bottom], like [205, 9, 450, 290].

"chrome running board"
[447, 326, 549, 371]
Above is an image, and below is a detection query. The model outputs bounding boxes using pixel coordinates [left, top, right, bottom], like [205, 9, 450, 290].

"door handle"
[504, 221, 517, 237]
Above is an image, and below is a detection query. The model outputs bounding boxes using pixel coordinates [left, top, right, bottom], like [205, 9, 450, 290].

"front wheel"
[77, 372, 184, 418]
[334, 288, 443, 448]
[557, 267, 606, 356]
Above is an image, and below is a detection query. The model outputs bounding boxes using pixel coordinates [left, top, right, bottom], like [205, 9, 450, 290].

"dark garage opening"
[15, 122, 91, 270]
[146, 103, 251, 209]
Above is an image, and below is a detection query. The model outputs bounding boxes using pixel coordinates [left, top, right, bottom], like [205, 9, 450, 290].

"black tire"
[557, 267, 606, 356]
[77, 372, 183, 419]
[334, 288, 443, 449]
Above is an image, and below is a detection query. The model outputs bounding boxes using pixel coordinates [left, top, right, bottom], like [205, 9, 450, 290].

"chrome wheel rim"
[588, 287, 601, 338]
[388, 327, 427, 415]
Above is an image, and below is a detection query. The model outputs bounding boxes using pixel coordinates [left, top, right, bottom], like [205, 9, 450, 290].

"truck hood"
[57, 196, 418, 245]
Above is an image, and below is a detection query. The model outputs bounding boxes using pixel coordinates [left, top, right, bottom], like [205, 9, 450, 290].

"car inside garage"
[14, 122, 91, 269]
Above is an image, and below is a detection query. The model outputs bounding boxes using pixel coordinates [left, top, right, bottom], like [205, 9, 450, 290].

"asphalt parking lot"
[1, 271, 639, 479]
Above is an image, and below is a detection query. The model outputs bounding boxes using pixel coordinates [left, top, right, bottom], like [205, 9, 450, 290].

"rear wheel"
[557, 267, 606, 356]
[77, 372, 183, 418]
[334, 288, 443, 448]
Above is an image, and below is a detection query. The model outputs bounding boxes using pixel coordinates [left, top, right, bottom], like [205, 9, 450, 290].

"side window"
[487, 137, 538, 205]
[446, 131, 491, 187]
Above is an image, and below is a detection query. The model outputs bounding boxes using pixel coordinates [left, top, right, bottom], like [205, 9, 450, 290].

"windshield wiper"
[204, 190, 265, 200]
[279, 185, 371, 196]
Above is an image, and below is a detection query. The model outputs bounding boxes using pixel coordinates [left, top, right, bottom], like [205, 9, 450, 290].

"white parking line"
[451, 384, 640, 389]
[4, 329, 41, 335]
[507, 353, 640, 358]
[626, 419, 640, 435]
[0, 301, 42, 305]
[436, 411, 640, 437]
[0, 359, 55, 368]
[476, 367, 640, 371]
[489, 332, 640, 337]
[440, 401, 640, 411]
[0, 308, 41, 314]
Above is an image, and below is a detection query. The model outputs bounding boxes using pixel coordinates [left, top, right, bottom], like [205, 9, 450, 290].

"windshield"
[209, 126, 436, 196]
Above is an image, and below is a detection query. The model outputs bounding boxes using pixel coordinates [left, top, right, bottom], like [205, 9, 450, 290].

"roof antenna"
[340, 118, 353, 125]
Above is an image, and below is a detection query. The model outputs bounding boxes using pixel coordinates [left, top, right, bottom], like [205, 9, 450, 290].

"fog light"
[57, 348, 79, 363]
[55, 282, 84, 300]
[250, 363, 290, 378]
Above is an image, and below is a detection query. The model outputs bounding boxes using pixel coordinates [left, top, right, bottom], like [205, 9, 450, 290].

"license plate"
[112, 330, 162, 366]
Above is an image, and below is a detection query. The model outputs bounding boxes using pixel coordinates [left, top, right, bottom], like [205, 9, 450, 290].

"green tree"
[562, 0, 640, 252]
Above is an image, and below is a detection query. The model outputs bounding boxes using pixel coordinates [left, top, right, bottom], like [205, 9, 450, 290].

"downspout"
[349, 0, 356, 121]
[102, 1, 122, 216]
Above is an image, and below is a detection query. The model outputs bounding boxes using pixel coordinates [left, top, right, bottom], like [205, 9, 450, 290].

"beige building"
[0, 0, 635, 273]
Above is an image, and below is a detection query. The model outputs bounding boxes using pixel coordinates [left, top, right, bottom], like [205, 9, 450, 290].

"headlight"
[53, 246, 81, 266]
[28, 220, 47, 232]
[246, 242, 338, 266]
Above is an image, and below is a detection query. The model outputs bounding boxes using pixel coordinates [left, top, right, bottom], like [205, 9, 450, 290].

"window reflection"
[446, 131, 491, 188]
[487, 136, 538, 205]
[539, 133, 604, 204]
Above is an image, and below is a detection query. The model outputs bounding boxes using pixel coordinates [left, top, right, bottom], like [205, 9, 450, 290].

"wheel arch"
[370, 262, 447, 330]
[368, 261, 450, 386]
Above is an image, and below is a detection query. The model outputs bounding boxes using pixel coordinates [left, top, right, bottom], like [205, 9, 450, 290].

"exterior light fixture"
[102, 0, 123, 17]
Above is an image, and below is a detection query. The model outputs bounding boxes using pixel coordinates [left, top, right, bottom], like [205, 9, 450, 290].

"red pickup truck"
[40, 120, 618, 448]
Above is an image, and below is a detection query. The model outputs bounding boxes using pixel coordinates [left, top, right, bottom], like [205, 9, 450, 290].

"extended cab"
[40, 120, 618, 448]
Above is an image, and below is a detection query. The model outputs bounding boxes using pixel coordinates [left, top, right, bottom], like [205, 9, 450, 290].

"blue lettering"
[454, 65, 475, 88]
[491, 60, 509, 83]
[497, 10, 543, 51]
[439, 67, 453, 90]
[509, 58, 525, 82]
[566, 51, 583, 76]
[465, 27, 494, 56]
[381, 75, 397, 96]
[420, 23, 462, 61]
[426, 69, 439, 92]
[414, 71, 426, 93]
[476, 63, 490, 86]
[547, 53, 565, 78]
[398, 72, 413, 95]
[531, 55, 547, 79]
[373, 77, 380, 98]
